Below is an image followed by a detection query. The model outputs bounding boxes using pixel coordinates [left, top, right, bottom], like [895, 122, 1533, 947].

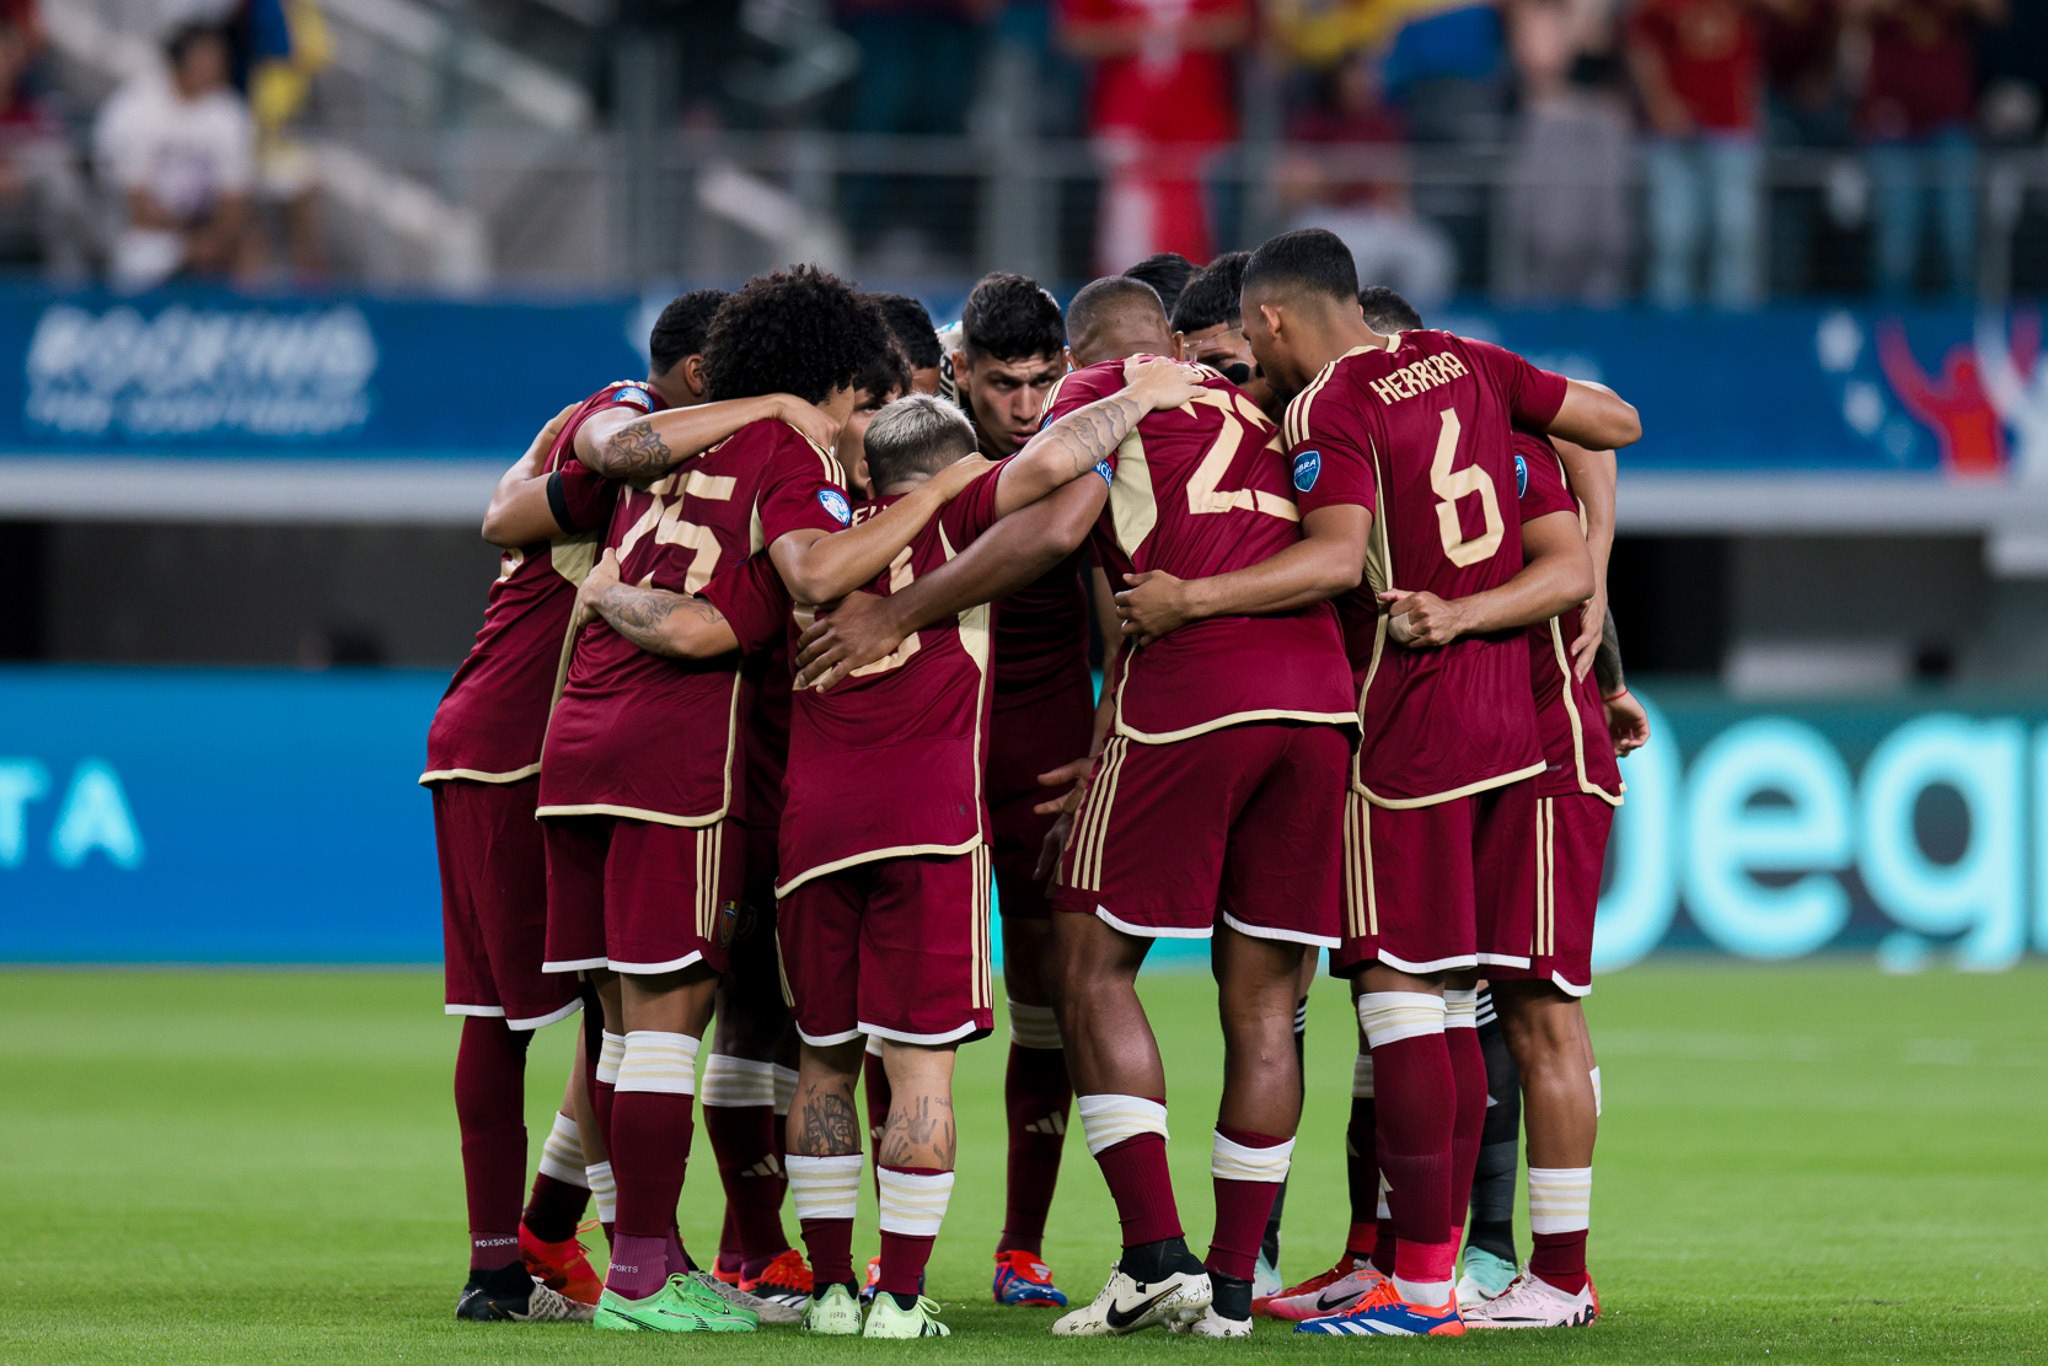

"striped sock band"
[1443, 988, 1478, 1030]
[1352, 1050, 1375, 1098]
[616, 1031, 699, 1095]
[878, 1166, 956, 1237]
[700, 1053, 777, 1109]
[787, 1153, 864, 1221]
[1075, 1093, 1168, 1157]
[1008, 1000, 1063, 1051]
[536, 1111, 588, 1187]
[1212, 1130, 1295, 1182]
[1528, 1166, 1592, 1234]
[772, 1064, 798, 1118]
[586, 1159, 617, 1225]
[596, 1030, 626, 1086]
[1473, 988, 1497, 1028]
[1357, 991, 1447, 1049]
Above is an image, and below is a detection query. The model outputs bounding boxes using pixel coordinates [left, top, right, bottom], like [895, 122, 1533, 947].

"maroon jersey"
[421, 381, 651, 784]
[1044, 361, 1354, 742]
[1515, 432, 1624, 803]
[536, 419, 850, 825]
[1287, 330, 1569, 806]
[990, 557, 1092, 702]
[706, 468, 1008, 894]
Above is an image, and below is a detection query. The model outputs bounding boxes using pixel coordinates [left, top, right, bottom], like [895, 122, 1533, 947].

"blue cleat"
[1296, 1279, 1464, 1337]
[992, 1250, 1068, 1308]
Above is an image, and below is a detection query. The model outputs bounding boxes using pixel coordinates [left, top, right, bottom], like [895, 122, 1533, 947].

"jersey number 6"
[1429, 408, 1504, 567]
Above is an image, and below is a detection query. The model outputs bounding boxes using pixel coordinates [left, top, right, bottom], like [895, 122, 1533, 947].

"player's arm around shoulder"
[480, 402, 579, 547]
[572, 548, 742, 659]
[575, 391, 838, 480]
[768, 454, 993, 606]
[991, 355, 1204, 519]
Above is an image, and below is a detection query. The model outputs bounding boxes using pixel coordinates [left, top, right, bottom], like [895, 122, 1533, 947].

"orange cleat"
[520, 1222, 603, 1306]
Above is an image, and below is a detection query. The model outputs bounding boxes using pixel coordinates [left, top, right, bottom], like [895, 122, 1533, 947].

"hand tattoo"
[792, 1088, 861, 1156]
[597, 419, 679, 478]
[877, 1094, 957, 1169]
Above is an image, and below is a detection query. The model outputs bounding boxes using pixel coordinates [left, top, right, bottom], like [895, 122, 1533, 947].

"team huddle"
[422, 229, 1649, 1340]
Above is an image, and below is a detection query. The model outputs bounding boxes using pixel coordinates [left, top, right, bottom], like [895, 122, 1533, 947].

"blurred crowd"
[11, 0, 2048, 301]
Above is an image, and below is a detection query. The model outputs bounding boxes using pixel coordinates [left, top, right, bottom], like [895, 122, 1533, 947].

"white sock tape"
[700, 1053, 777, 1109]
[773, 1064, 799, 1117]
[616, 1031, 699, 1096]
[586, 1160, 617, 1223]
[1211, 1131, 1294, 1183]
[537, 1111, 588, 1186]
[1442, 987, 1478, 1030]
[787, 1153, 864, 1222]
[1075, 1094, 1168, 1157]
[1358, 991, 1446, 1049]
[596, 1030, 626, 1086]
[878, 1167, 956, 1238]
[1352, 1051, 1374, 1099]
[1528, 1166, 1592, 1235]
[1008, 1000, 1063, 1051]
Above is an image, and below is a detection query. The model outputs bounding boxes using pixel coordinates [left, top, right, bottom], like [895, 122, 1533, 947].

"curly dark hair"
[649, 289, 730, 377]
[1122, 252, 1196, 314]
[1171, 251, 1250, 334]
[700, 267, 893, 405]
[870, 292, 943, 371]
[960, 272, 1066, 364]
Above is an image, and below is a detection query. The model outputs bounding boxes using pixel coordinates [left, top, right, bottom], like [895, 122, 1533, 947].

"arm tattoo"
[791, 1088, 861, 1157]
[596, 419, 678, 478]
[1043, 393, 1146, 477]
[877, 1094, 957, 1169]
[1593, 605, 1626, 695]
[590, 581, 724, 655]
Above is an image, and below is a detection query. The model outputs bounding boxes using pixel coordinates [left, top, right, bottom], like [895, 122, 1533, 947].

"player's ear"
[1064, 345, 1078, 371]
[1170, 332, 1188, 362]
[683, 354, 707, 399]
[950, 348, 971, 382]
[1259, 302, 1284, 339]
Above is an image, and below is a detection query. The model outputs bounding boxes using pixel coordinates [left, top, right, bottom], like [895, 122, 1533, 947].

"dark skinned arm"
[1547, 379, 1642, 453]
[767, 456, 992, 605]
[574, 394, 840, 480]
[1385, 509, 1593, 647]
[1111, 504, 1369, 646]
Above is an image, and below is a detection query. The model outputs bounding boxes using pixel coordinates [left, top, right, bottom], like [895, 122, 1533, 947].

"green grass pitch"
[2, 963, 2042, 1362]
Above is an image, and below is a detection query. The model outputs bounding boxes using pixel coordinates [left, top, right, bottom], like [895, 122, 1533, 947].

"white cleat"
[686, 1272, 800, 1325]
[1456, 1246, 1520, 1309]
[1051, 1262, 1212, 1337]
[1168, 1306, 1255, 1338]
[1461, 1272, 1600, 1329]
[1264, 1263, 1387, 1321]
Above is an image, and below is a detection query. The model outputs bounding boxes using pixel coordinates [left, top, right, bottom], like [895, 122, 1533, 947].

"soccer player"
[1122, 251, 1197, 315]
[536, 267, 968, 1334]
[1026, 276, 1364, 1340]
[944, 273, 1091, 1309]
[571, 362, 1205, 1338]
[874, 292, 946, 396]
[422, 290, 810, 1324]
[1169, 252, 1274, 413]
[1119, 228, 1639, 1337]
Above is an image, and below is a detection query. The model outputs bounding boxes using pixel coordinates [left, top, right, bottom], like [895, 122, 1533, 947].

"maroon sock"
[606, 1233, 668, 1300]
[522, 1171, 589, 1245]
[704, 1101, 790, 1278]
[1346, 1090, 1378, 1254]
[666, 1223, 691, 1275]
[1370, 1031, 1456, 1280]
[1206, 1126, 1287, 1282]
[801, 1215, 856, 1289]
[607, 1088, 694, 1287]
[716, 1208, 742, 1277]
[1096, 1131, 1181, 1250]
[863, 1048, 892, 1197]
[1530, 1230, 1590, 1295]
[454, 1017, 531, 1272]
[999, 1043, 1071, 1255]
[1445, 1022, 1489, 1256]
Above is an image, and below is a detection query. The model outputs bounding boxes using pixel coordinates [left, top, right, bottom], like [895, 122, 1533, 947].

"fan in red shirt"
[569, 364, 1203, 1339]
[1117, 230, 1638, 1336]
[1057, 0, 1250, 270]
[424, 291, 832, 1325]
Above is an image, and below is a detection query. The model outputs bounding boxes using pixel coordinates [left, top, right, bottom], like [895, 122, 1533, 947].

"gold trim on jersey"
[1545, 616, 1624, 807]
[1064, 736, 1132, 895]
[1357, 762, 1548, 809]
[694, 823, 725, 944]
[1342, 790, 1377, 941]
[418, 762, 542, 787]
[1535, 798, 1555, 959]
[773, 837, 986, 901]
[1111, 705, 1361, 746]
[1108, 429, 1157, 554]
[971, 845, 993, 1011]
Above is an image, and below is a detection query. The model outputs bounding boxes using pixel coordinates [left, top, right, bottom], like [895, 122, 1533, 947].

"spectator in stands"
[1380, 0, 1510, 145]
[1275, 54, 1456, 306]
[1501, 0, 1634, 301]
[93, 21, 258, 290]
[1626, 0, 1768, 307]
[1057, 0, 1249, 271]
[0, 2, 90, 280]
[835, 0, 987, 264]
[1848, 0, 2004, 299]
[244, 0, 330, 281]
[1760, 0, 1847, 146]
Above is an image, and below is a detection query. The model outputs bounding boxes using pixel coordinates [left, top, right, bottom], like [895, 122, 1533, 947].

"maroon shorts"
[1052, 723, 1348, 947]
[1332, 779, 1537, 977]
[1488, 793, 1614, 997]
[777, 849, 994, 1046]
[541, 814, 738, 977]
[433, 778, 582, 1029]
[987, 677, 1096, 920]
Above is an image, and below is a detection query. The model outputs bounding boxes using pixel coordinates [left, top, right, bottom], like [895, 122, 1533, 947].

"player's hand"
[1115, 570, 1191, 646]
[1380, 590, 1463, 648]
[573, 548, 622, 633]
[1031, 756, 1094, 879]
[929, 454, 997, 500]
[1123, 354, 1206, 411]
[771, 394, 845, 453]
[1606, 688, 1650, 756]
[1571, 588, 1607, 681]
[792, 589, 904, 690]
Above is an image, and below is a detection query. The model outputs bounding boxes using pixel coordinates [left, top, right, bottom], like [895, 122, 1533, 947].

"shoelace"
[1333, 1277, 1402, 1318]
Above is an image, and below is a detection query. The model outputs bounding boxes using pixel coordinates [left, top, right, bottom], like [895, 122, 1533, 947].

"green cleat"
[593, 1274, 759, 1333]
[865, 1293, 952, 1338]
[802, 1283, 864, 1336]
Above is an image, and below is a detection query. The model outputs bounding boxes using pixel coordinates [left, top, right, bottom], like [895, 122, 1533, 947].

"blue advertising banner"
[1, 668, 2043, 970]
[0, 287, 2043, 480]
